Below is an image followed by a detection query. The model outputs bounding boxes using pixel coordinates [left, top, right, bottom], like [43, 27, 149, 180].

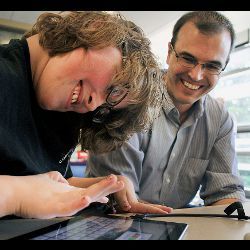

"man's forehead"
[175, 22, 231, 61]
[176, 22, 207, 44]
[176, 21, 231, 46]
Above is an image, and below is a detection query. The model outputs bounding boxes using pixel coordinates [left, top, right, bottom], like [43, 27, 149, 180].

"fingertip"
[159, 205, 173, 213]
[165, 207, 173, 213]
[100, 197, 109, 204]
[119, 203, 131, 212]
[106, 174, 117, 183]
[117, 180, 125, 189]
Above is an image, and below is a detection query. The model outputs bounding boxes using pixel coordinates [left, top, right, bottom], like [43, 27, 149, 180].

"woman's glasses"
[92, 85, 129, 124]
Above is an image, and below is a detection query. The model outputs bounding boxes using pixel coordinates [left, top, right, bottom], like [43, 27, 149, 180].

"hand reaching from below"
[112, 175, 173, 214]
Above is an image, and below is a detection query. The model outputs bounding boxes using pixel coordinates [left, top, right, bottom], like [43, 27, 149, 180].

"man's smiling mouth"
[182, 80, 201, 90]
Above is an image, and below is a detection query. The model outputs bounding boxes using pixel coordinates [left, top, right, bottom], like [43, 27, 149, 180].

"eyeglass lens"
[107, 86, 128, 105]
[171, 44, 223, 75]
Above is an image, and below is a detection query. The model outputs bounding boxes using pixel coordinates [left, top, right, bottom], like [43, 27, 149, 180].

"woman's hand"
[0, 171, 124, 219]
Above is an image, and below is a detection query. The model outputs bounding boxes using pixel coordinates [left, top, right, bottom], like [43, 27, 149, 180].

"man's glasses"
[92, 85, 129, 124]
[170, 43, 226, 75]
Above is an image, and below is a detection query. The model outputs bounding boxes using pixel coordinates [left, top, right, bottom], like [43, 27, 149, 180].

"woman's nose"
[85, 93, 105, 112]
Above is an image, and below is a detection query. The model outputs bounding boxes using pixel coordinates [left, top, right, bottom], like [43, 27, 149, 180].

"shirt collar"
[194, 95, 206, 119]
[162, 90, 207, 119]
[162, 90, 176, 114]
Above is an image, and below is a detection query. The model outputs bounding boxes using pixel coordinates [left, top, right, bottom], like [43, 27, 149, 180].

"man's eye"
[206, 64, 221, 70]
[182, 56, 196, 64]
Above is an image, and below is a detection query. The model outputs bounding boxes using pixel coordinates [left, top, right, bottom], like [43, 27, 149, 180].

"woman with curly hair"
[0, 11, 171, 219]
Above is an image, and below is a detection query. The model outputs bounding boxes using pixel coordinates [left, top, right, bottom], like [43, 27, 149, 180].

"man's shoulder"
[202, 95, 231, 128]
[205, 95, 226, 113]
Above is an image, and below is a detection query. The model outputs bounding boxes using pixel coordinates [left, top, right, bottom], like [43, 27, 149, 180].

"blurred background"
[1, 11, 250, 199]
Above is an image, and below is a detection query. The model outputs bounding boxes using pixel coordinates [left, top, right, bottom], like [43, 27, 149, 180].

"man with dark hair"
[0, 11, 172, 219]
[87, 11, 246, 210]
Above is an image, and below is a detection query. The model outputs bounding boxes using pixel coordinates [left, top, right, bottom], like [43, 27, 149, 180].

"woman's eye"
[110, 88, 121, 96]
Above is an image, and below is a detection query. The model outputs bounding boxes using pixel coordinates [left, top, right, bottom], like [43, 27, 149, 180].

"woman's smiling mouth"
[71, 81, 83, 105]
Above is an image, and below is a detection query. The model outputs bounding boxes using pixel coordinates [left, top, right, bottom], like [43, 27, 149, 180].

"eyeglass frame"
[169, 43, 227, 75]
[92, 40, 131, 124]
[92, 85, 129, 124]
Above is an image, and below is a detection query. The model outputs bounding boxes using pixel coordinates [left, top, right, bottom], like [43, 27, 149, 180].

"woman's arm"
[0, 175, 16, 218]
[67, 176, 106, 188]
[0, 171, 124, 219]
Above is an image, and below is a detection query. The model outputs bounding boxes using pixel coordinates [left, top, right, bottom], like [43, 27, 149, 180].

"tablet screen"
[11, 213, 188, 240]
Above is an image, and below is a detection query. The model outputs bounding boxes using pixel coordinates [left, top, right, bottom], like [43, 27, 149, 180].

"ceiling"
[1, 11, 250, 68]
[1, 11, 250, 36]
[0, 11, 48, 26]
[0, 11, 186, 36]
[118, 11, 188, 35]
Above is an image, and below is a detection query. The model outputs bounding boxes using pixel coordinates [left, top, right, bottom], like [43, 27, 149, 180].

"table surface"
[1, 202, 250, 240]
[143, 201, 250, 240]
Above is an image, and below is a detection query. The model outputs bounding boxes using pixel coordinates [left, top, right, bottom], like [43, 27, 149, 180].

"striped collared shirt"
[86, 93, 245, 208]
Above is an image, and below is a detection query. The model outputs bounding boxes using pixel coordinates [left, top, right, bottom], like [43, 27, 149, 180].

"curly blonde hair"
[24, 11, 165, 153]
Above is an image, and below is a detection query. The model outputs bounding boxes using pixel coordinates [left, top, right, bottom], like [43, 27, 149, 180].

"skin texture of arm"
[0, 171, 124, 219]
[67, 176, 106, 188]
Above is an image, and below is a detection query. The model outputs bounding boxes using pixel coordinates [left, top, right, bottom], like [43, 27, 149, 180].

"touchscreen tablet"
[11, 213, 188, 240]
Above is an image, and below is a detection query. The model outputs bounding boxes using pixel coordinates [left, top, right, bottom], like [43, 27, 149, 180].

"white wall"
[223, 11, 250, 33]
[149, 18, 178, 69]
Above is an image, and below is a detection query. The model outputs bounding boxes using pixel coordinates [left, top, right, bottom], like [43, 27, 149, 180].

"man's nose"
[187, 64, 205, 81]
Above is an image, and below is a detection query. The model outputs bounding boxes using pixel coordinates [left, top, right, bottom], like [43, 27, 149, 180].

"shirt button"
[172, 153, 176, 158]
